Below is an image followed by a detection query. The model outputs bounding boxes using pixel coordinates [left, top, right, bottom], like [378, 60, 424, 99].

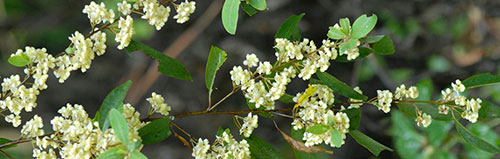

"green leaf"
[138, 117, 171, 145]
[462, 73, 500, 88]
[478, 100, 500, 119]
[125, 40, 192, 81]
[95, 80, 131, 131]
[316, 72, 367, 100]
[245, 135, 284, 159]
[342, 108, 361, 130]
[222, 0, 240, 35]
[247, 0, 266, 10]
[334, 47, 372, 63]
[464, 122, 499, 158]
[275, 13, 305, 42]
[330, 128, 342, 148]
[291, 129, 328, 159]
[306, 124, 330, 135]
[454, 118, 500, 153]
[0, 138, 16, 149]
[351, 14, 378, 39]
[371, 35, 394, 55]
[109, 108, 129, 146]
[339, 18, 351, 35]
[8, 54, 30, 67]
[349, 130, 393, 156]
[241, 2, 258, 16]
[97, 147, 127, 159]
[130, 150, 148, 159]
[427, 55, 450, 72]
[361, 35, 384, 43]
[278, 93, 294, 104]
[205, 46, 227, 97]
[327, 26, 346, 40]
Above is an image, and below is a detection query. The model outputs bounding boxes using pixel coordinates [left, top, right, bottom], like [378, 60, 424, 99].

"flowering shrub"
[1, 0, 500, 159]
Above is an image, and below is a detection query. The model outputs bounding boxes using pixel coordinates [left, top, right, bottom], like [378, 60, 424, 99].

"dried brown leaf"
[273, 121, 333, 154]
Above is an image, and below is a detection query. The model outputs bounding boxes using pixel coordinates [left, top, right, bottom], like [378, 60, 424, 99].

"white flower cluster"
[230, 53, 295, 110]
[274, 38, 338, 80]
[82, 1, 115, 26]
[115, 15, 134, 50]
[415, 111, 432, 127]
[140, 0, 171, 30]
[376, 90, 393, 113]
[439, 80, 481, 123]
[0, 47, 62, 127]
[146, 92, 172, 116]
[291, 84, 350, 147]
[239, 113, 258, 137]
[376, 84, 419, 113]
[173, 0, 196, 24]
[20, 115, 44, 138]
[192, 131, 251, 159]
[394, 84, 418, 100]
[28, 103, 146, 159]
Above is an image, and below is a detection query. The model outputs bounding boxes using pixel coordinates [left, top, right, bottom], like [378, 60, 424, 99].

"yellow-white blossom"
[348, 86, 363, 109]
[173, 0, 196, 24]
[192, 131, 250, 159]
[415, 111, 432, 127]
[21, 115, 44, 138]
[239, 113, 258, 137]
[243, 54, 259, 68]
[82, 1, 115, 25]
[376, 90, 392, 113]
[141, 0, 171, 30]
[115, 15, 134, 50]
[117, 0, 132, 15]
[90, 31, 107, 56]
[146, 92, 172, 116]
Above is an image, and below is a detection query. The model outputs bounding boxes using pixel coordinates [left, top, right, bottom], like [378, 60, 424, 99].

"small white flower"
[239, 113, 258, 137]
[82, 1, 115, 25]
[146, 92, 172, 116]
[243, 54, 259, 68]
[117, 0, 132, 15]
[376, 90, 393, 113]
[115, 15, 134, 49]
[452, 79, 465, 93]
[256, 61, 272, 75]
[173, 0, 196, 24]
[415, 112, 432, 127]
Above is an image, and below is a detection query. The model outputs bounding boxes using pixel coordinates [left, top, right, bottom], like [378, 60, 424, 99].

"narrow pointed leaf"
[316, 72, 367, 100]
[351, 14, 378, 39]
[138, 117, 171, 145]
[361, 35, 384, 43]
[222, 0, 240, 35]
[454, 118, 500, 153]
[245, 135, 284, 159]
[275, 13, 305, 42]
[248, 0, 266, 10]
[306, 124, 330, 135]
[462, 73, 500, 88]
[349, 130, 393, 156]
[205, 46, 227, 96]
[95, 80, 132, 131]
[109, 108, 129, 146]
[126, 40, 192, 81]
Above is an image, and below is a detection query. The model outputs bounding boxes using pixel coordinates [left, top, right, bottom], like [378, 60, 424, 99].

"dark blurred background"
[1, 0, 500, 158]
